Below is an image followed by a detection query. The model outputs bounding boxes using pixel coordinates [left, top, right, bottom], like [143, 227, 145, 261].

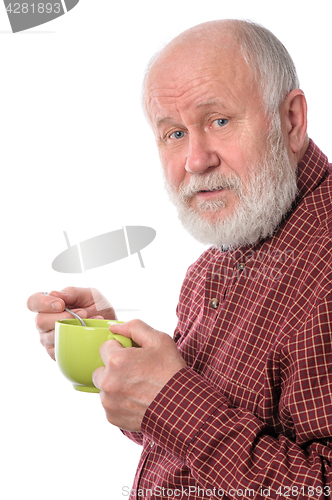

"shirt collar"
[295, 138, 330, 202]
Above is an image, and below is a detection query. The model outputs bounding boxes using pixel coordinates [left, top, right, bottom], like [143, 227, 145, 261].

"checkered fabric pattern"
[125, 140, 332, 499]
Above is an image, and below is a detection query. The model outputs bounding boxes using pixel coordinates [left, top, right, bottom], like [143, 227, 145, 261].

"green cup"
[55, 318, 132, 393]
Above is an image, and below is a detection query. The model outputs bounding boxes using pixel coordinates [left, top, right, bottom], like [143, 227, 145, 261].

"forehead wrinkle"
[156, 103, 188, 129]
[146, 73, 244, 122]
[149, 85, 223, 123]
[195, 98, 227, 109]
[146, 70, 221, 106]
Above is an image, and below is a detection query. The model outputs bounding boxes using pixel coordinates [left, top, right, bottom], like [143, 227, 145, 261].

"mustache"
[177, 172, 242, 201]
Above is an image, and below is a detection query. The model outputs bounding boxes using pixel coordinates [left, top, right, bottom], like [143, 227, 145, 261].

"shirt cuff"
[141, 366, 229, 463]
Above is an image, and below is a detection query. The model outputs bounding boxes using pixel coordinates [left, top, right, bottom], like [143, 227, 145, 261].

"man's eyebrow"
[155, 100, 227, 128]
[156, 116, 180, 128]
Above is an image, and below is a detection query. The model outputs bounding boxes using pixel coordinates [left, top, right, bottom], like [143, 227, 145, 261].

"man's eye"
[212, 118, 228, 127]
[169, 130, 185, 139]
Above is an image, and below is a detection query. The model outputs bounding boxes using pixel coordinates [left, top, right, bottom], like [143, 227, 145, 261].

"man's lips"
[195, 187, 228, 198]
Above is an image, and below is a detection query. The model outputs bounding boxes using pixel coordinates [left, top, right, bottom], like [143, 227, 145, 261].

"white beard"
[165, 120, 298, 249]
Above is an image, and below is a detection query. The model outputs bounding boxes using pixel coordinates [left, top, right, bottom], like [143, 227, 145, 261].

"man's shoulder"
[301, 164, 332, 237]
[185, 246, 222, 276]
[295, 140, 332, 239]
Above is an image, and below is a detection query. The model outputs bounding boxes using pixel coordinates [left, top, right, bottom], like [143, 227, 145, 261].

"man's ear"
[280, 89, 308, 157]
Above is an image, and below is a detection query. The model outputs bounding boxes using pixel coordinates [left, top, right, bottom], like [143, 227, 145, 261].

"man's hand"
[92, 320, 187, 432]
[27, 287, 116, 360]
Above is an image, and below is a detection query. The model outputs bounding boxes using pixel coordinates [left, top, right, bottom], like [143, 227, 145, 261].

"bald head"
[144, 21, 243, 113]
[151, 19, 241, 61]
[153, 19, 238, 57]
[143, 19, 300, 118]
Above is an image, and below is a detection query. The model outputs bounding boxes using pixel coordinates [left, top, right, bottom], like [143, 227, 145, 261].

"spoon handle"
[64, 308, 87, 327]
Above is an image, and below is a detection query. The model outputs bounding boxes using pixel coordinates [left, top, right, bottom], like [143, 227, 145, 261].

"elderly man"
[28, 19, 332, 499]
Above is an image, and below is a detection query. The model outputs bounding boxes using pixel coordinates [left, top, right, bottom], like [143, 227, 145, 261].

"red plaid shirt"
[125, 140, 332, 499]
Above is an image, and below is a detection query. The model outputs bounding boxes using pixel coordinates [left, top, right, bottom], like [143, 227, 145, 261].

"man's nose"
[185, 133, 220, 174]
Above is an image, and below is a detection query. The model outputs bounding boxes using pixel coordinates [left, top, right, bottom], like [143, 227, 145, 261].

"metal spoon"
[43, 292, 87, 327]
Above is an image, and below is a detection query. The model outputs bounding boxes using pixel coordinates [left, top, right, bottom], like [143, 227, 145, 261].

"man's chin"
[176, 205, 234, 247]
[191, 205, 234, 224]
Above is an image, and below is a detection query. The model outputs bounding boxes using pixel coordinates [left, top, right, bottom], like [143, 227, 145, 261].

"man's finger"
[35, 308, 88, 332]
[27, 292, 66, 313]
[99, 339, 125, 364]
[92, 366, 104, 390]
[108, 319, 160, 348]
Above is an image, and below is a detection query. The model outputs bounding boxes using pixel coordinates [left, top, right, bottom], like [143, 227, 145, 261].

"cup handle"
[107, 332, 140, 348]
[107, 332, 133, 347]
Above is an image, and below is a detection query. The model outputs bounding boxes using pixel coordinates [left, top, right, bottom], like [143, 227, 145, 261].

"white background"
[1, 1, 331, 499]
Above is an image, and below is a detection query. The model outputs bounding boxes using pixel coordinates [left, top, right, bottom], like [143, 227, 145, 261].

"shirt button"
[210, 298, 219, 309]
[238, 262, 246, 270]
[150, 441, 155, 448]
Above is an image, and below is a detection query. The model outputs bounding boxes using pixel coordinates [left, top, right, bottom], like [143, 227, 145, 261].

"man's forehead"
[148, 44, 241, 84]
[145, 44, 251, 105]
[145, 60, 254, 126]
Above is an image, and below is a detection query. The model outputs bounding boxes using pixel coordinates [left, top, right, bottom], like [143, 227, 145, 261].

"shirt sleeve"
[141, 294, 332, 499]
[121, 430, 144, 446]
